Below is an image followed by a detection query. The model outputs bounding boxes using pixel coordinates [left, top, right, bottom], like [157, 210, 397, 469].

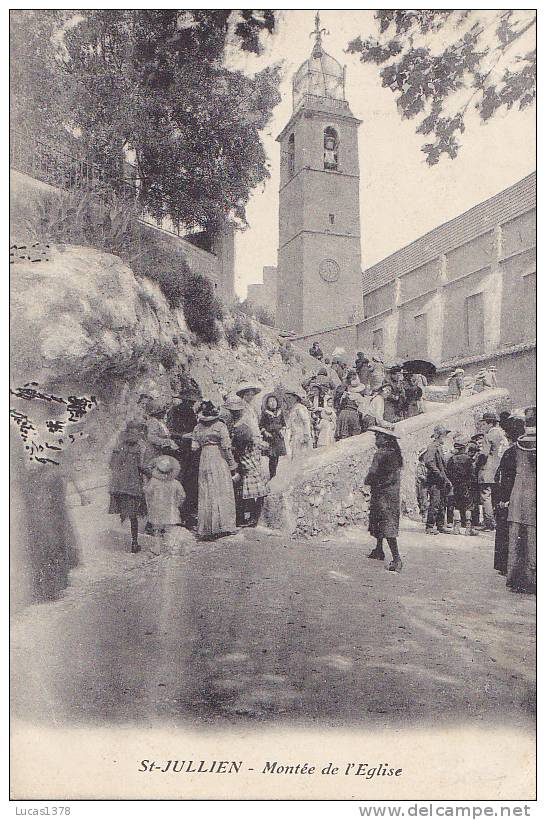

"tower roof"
[292, 12, 345, 110]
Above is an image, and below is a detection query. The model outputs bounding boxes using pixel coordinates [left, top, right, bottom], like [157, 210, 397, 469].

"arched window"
[287, 133, 295, 178]
[323, 126, 338, 171]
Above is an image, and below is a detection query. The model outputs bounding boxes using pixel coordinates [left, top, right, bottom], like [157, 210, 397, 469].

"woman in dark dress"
[494, 415, 525, 574]
[506, 419, 536, 594]
[364, 426, 404, 572]
[259, 393, 287, 479]
[108, 422, 148, 552]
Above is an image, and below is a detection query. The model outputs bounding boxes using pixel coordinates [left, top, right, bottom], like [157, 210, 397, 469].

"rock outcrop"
[10, 243, 320, 492]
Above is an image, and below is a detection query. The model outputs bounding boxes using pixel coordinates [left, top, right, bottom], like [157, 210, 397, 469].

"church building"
[270, 14, 535, 405]
[275, 14, 364, 335]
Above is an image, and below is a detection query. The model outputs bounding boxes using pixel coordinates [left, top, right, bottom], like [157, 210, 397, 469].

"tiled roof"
[362, 172, 536, 295]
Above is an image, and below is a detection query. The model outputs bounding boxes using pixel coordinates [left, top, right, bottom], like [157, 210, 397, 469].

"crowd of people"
[107, 376, 351, 553]
[415, 406, 536, 593]
[107, 343, 534, 594]
[303, 352, 428, 446]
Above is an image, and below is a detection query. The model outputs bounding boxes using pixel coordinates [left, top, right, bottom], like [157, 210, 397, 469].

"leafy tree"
[347, 10, 536, 165]
[11, 10, 280, 233]
[10, 11, 74, 148]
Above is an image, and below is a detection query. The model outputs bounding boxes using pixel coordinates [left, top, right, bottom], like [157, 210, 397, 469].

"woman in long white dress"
[192, 401, 238, 540]
[285, 390, 313, 459]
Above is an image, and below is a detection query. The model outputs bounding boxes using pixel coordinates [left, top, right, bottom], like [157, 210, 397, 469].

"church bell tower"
[276, 12, 363, 335]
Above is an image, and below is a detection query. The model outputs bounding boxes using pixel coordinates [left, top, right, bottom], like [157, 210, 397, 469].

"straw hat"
[517, 432, 536, 450]
[223, 394, 246, 411]
[453, 434, 470, 448]
[235, 382, 262, 397]
[284, 387, 306, 401]
[432, 423, 451, 437]
[151, 455, 180, 479]
[198, 400, 220, 422]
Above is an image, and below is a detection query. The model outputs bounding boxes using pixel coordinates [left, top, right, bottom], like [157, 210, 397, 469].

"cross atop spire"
[310, 10, 328, 57]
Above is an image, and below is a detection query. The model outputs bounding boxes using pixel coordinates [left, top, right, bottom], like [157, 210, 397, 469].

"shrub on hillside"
[159, 340, 178, 370]
[278, 340, 296, 364]
[231, 297, 275, 327]
[224, 313, 264, 348]
[22, 187, 138, 258]
[181, 271, 223, 344]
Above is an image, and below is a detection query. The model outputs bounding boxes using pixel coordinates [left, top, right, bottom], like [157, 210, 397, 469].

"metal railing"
[10, 127, 138, 201]
[10, 128, 217, 243]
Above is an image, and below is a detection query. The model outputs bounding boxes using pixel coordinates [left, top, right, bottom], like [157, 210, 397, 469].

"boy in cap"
[415, 449, 428, 522]
[423, 423, 452, 534]
[446, 435, 475, 535]
[467, 433, 484, 530]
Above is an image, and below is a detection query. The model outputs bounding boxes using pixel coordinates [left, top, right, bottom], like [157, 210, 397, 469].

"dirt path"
[11, 497, 536, 732]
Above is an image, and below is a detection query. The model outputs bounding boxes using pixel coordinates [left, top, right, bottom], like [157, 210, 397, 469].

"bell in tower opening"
[323, 126, 338, 171]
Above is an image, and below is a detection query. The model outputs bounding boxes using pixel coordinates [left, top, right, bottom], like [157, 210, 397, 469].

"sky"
[230, 10, 536, 299]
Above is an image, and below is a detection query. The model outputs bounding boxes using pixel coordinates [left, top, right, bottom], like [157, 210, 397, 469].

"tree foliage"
[10, 10, 280, 232]
[347, 10, 536, 165]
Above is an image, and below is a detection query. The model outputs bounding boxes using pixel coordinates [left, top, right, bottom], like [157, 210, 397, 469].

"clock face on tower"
[318, 258, 340, 282]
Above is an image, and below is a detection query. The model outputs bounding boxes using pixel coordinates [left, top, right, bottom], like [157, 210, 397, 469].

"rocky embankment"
[11, 244, 317, 465]
[10, 244, 318, 606]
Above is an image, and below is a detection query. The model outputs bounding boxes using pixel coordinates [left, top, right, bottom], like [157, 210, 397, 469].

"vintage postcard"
[10, 8, 536, 803]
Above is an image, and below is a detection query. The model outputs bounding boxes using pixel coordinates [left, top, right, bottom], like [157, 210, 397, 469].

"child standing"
[144, 455, 186, 555]
[108, 422, 147, 553]
[445, 435, 475, 535]
[415, 449, 428, 522]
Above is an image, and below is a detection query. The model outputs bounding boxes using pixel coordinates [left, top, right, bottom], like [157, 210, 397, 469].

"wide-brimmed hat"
[152, 455, 180, 478]
[198, 400, 220, 421]
[284, 387, 306, 401]
[223, 394, 246, 411]
[517, 432, 536, 450]
[509, 407, 526, 420]
[481, 411, 499, 422]
[235, 381, 261, 397]
[432, 423, 451, 437]
[368, 424, 401, 440]
[453, 434, 469, 448]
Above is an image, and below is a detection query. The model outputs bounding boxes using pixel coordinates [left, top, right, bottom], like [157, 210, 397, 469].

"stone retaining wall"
[263, 389, 510, 537]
